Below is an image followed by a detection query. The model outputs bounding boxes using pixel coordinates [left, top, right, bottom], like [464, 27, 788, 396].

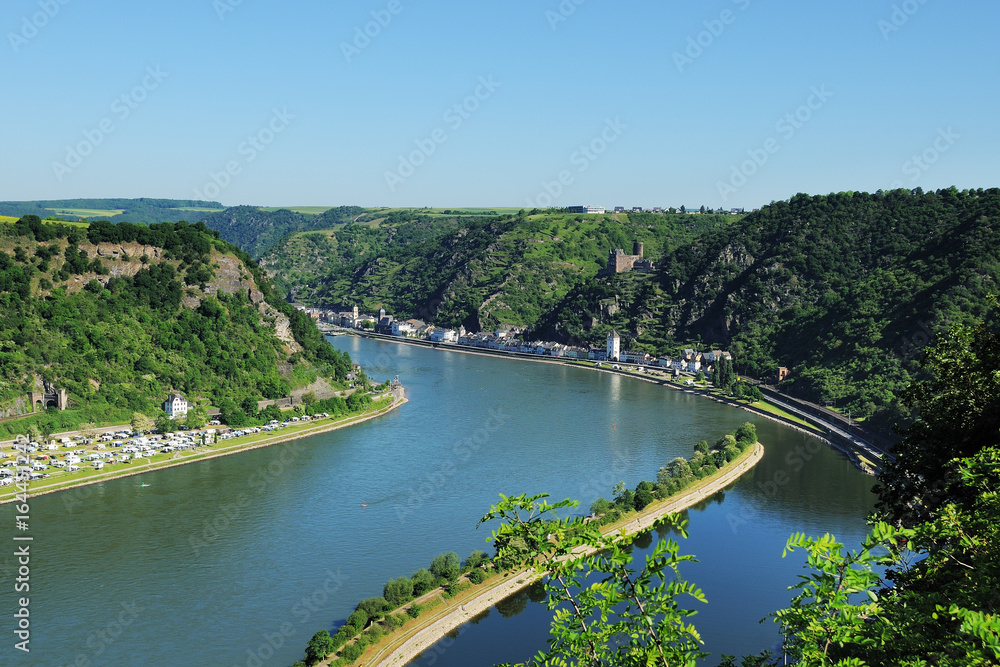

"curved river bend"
[0, 337, 874, 666]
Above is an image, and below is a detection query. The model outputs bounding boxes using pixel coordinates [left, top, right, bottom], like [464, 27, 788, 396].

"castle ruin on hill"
[598, 241, 657, 276]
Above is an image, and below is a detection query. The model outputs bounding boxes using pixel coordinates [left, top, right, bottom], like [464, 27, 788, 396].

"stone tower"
[633, 241, 644, 258]
[606, 331, 621, 362]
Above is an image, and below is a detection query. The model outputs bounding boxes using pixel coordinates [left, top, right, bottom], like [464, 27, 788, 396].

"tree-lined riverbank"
[306, 440, 764, 667]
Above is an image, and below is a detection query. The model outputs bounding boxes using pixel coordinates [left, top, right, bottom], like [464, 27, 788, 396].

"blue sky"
[2, 0, 997, 209]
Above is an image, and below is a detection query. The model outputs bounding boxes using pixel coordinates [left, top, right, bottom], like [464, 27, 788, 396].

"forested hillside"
[260, 210, 735, 330]
[0, 216, 352, 430]
[200, 205, 365, 258]
[539, 188, 1000, 425]
[260, 189, 1000, 428]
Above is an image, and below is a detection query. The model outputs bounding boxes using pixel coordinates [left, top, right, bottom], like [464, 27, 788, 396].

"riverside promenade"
[365, 442, 765, 667]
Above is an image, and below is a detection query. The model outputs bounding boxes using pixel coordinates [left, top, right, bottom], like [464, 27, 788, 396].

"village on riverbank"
[306, 304, 889, 476]
[303, 304, 747, 376]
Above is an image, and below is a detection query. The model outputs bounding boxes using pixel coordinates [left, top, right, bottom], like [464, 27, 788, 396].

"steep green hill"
[259, 210, 736, 330]
[258, 189, 1000, 428]
[539, 188, 1000, 424]
[0, 216, 353, 431]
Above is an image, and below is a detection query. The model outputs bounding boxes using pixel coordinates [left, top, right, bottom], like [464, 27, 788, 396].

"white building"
[568, 205, 606, 214]
[164, 393, 188, 419]
[392, 321, 415, 337]
[606, 331, 621, 362]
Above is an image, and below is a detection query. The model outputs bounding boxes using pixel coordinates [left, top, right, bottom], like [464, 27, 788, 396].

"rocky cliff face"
[62, 244, 301, 354]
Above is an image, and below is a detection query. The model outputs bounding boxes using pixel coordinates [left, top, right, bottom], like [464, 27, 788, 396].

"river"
[0, 336, 875, 666]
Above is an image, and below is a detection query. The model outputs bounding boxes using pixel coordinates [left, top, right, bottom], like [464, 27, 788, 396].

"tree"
[383, 577, 414, 607]
[734, 422, 757, 447]
[155, 412, 178, 434]
[775, 447, 1000, 666]
[478, 493, 709, 665]
[659, 457, 693, 483]
[429, 552, 461, 582]
[302, 630, 334, 666]
[130, 412, 152, 434]
[260, 404, 282, 422]
[770, 310, 1000, 665]
[355, 596, 389, 621]
[301, 391, 316, 408]
[185, 405, 208, 429]
[590, 497, 613, 516]
[465, 550, 489, 570]
[410, 568, 436, 596]
[694, 440, 710, 456]
[240, 396, 260, 419]
[634, 484, 655, 511]
[874, 312, 1000, 526]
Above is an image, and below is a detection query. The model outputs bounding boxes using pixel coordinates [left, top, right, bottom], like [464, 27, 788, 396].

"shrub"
[465, 550, 489, 570]
[468, 568, 487, 584]
[338, 643, 363, 662]
[384, 613, 407, 630]
[407, 604, 422, 618]
[443, 581, 471, 598]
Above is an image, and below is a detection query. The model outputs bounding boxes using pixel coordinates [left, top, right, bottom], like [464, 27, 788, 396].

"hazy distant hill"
[0, 198, 224, 225]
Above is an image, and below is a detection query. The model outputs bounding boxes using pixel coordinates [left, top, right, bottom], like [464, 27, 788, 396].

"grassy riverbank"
[308, 441, 764, 667]
[0, 392, 405, 504]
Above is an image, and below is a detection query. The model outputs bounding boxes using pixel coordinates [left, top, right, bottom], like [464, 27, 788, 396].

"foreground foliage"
[483, 494, 709, 667]
[489, 311, 1000, 666]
